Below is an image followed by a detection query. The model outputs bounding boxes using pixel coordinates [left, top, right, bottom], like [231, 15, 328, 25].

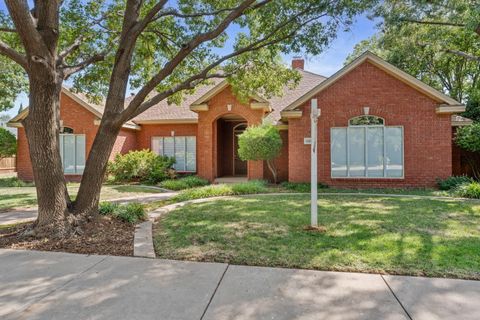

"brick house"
[8, 52, 471, 187]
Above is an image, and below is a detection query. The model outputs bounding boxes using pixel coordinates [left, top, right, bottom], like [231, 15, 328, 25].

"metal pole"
[310, 99, 320, 227]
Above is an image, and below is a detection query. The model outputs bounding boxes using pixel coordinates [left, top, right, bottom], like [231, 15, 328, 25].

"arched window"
[349, 115, 384, 126]
[61, 126, 74, 134]
[330, 115, 403, 179]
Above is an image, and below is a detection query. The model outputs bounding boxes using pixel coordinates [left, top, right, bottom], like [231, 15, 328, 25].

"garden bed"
[0, 215, 134, 256]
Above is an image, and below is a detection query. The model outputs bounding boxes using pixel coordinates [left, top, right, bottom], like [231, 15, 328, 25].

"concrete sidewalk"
[0, 249, 479, 320]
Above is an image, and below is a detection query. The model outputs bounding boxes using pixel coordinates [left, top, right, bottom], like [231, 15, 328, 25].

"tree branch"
[124, 6, 321, 121]
[62, 52, 106, 78]
[443, 48, 480, 62]
[0, 39, 28, 68]
[122, 0, 263, 118]
[400, 18, 465, 28]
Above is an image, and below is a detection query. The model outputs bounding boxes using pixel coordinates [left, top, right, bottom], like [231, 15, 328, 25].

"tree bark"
[23, 77, 71, 237]
[266, 159, 277, 184]
[72, 119, 122, 217]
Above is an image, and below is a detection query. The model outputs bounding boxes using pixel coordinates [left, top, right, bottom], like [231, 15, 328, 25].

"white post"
[310, 99, 320, 227]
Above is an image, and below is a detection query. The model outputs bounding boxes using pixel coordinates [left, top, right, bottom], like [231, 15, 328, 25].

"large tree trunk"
[73, 120, 122, 217]
[23, 77, 71, 237]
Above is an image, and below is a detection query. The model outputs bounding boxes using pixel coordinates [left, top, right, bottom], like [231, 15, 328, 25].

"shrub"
[107, 150, 175, 184]
[238, 124, 282, 183]
[455, 123, 480, 179]
[0, 127, 16, 158]
[159, 176, 209, 190]
[231, 180, 268, 194]
[436, 176, 473, 191]
[0, 177, 33, 187]
[454, 181, 480, 199]
[281, 181, 328, 193]
[115, 202, 147, 223]
[98, 202, 118, 216]
[98, 202, 146, 223]
[173, 180, 268, 202]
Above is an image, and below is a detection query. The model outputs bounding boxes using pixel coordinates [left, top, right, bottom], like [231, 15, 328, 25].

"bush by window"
[107, 150, 175, 184]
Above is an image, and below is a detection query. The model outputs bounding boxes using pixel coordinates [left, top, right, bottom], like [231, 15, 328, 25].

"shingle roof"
[131, 70, 326, 123]
[131, 79, 223, 122]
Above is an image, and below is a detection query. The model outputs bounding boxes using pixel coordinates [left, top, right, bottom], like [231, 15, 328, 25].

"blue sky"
[1, 7, 378, 118]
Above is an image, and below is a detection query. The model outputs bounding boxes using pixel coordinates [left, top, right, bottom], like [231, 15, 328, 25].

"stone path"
[1, 249, 479, 320]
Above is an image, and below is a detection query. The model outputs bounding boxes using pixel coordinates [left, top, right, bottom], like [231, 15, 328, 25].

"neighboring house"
[8, 52, 471, 187]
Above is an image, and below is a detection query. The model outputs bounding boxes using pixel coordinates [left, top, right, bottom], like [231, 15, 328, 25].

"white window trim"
[151, 136, 197, 173]
[60, 133, 86, 175]
[330, 125, 404, 179]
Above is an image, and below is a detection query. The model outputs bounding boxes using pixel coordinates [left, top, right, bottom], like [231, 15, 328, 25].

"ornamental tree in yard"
[456, 123, 480, 179]
[238, 124, 282, 183]
[0, 127, 16, 158]
[0, 0, 374, 238]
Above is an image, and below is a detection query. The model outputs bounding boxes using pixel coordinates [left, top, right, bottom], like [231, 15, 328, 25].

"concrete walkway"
[1, 249, 479, 320]
[0, 192, 177, 226]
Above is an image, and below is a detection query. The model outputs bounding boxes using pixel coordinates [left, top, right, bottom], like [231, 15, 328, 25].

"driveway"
[1, 249, 479, 320]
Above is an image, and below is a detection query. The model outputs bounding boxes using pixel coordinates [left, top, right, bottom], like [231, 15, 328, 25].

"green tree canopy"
[0, 127, 16, 158]
[455, 122, 480, 179]
[238, 124, 282, 183]
[347, 0, 480, 103]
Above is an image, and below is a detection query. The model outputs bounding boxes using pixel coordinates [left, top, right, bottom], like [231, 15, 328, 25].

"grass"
[0, 181, 163, 212]
[154, 194, 480, 279]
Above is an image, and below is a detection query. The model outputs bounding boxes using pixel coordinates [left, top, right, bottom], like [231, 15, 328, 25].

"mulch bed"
[0, 216, 134, 256]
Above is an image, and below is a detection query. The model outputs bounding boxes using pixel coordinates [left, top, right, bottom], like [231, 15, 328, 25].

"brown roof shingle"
[131, 70, 326, 123]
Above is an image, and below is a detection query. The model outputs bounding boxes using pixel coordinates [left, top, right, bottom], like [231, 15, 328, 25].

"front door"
[233, 124, 247, 176]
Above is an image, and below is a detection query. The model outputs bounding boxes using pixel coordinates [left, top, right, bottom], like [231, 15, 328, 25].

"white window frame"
[59, 133, 86, 175]
[151, 136, 196, 172]
[330, 124, 404, 179]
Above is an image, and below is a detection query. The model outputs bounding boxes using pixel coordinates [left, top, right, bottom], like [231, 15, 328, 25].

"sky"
[0, 5, 378, 119]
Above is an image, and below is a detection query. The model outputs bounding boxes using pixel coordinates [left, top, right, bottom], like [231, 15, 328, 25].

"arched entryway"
[216, 114, 247, 178]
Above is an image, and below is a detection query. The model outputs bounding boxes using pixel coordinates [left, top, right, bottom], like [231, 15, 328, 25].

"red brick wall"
[135, 123, 198, 150]
[288, 61, 453, 188]
[16, 92, 139, 181]
[197, 86, 265, 181]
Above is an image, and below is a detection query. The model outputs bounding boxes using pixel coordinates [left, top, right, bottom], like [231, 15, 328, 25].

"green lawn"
[0, 184, 163, 212]
[154, 194, 480, 279]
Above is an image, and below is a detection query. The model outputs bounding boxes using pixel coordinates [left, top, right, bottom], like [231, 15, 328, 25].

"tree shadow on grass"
[154, 194, 480, 279]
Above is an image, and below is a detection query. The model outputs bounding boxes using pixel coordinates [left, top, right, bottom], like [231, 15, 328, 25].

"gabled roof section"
[8, 88, 140, 130]
[190, 79, 269, 107]
[284, 51, 463, 111]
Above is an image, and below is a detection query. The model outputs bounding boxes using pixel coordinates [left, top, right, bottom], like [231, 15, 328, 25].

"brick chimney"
[291, 56, 304, 70]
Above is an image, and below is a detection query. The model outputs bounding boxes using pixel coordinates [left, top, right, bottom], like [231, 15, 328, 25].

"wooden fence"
[0, 157, 16, 172]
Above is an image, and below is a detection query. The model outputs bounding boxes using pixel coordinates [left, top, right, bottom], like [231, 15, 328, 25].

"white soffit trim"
[436, 105, 466, 114]
[280, 110, 303, 119]
[284, 51, 462, 111]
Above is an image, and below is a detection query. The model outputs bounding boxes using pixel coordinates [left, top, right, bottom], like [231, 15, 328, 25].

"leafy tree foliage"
[347, 0, 480, 103]
[463, 98, 480, 123]
[455, 123, 480, 179]
[238, 124, 282, 183]
[0, 127, 16, 158]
